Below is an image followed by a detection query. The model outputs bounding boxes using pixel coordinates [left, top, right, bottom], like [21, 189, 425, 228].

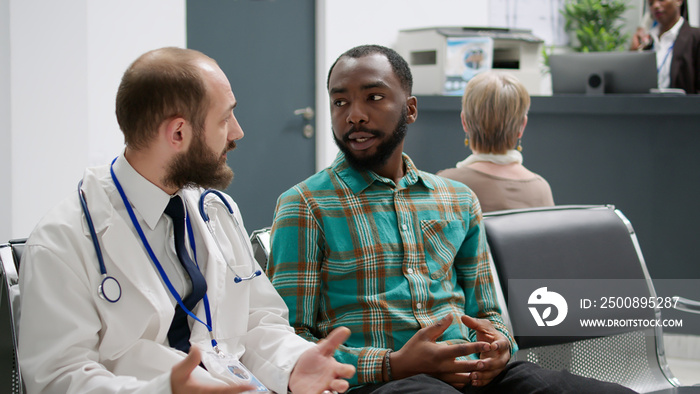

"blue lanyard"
[109, 158, 218, 350]
[657, 42, 675, 74]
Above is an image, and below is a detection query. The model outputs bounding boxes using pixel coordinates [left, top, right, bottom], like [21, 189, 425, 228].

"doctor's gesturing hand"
[171, 327, 355, 394]
[289, 326, 356, 393]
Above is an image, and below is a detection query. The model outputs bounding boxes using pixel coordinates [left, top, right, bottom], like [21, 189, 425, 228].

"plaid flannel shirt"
[268, 152, 516, 387]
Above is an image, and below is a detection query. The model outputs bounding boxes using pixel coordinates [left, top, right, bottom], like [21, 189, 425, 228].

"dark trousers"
[350, 361, 637, 394]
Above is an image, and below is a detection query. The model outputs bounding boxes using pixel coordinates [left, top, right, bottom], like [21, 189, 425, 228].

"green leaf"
[561, 0, 629, 53]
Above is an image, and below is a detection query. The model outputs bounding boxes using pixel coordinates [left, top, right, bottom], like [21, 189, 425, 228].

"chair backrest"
[0, 240, 25, 393]
[250, 227, 271, 271]
[483, 205, 680, 393]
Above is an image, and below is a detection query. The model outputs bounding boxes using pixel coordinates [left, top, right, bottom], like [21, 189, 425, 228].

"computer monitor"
[550, 51, 658, 95]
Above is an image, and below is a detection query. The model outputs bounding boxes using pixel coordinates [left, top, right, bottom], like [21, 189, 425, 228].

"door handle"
[294, 107, 314, 120]
[294, 107, 315, 138]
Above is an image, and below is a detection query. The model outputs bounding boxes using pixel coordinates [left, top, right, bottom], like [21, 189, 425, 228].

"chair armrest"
[673, 296, 700, 314]
[250, 227, 271, 271]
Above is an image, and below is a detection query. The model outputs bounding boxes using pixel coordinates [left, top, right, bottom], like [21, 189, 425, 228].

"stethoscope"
[77, 160, 262, 305]
[78, 179, 122, 303]
[198, 189, 262, 283]
[77, 159, 263, 351]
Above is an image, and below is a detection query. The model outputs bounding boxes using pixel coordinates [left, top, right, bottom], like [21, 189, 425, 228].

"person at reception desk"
[437, 71, 554, 213]
[630, 0, 700, 93]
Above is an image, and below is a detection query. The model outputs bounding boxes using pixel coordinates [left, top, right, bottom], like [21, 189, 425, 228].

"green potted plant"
[562, 0, 630, 52]
[542, 0, 631, 67]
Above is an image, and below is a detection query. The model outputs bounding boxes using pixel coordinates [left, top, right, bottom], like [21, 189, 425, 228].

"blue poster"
[444, 36, 494, 95]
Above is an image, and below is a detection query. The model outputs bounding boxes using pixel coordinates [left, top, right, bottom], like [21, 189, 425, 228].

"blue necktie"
[163, 195, 207, 353]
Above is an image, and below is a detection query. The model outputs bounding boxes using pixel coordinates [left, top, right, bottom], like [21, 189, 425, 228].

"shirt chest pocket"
[420, 219, 466, 280]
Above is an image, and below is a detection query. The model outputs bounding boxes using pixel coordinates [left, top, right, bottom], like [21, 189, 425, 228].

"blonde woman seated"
[437, 71, 554, 213]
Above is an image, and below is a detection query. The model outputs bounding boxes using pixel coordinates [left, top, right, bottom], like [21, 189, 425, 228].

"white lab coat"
[18, 164, 313, 394]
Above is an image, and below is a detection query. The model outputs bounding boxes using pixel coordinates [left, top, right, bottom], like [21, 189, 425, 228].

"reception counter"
[405, 95, 700, 333]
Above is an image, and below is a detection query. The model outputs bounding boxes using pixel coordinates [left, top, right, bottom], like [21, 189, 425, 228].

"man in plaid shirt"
[267, 45, 636, 393]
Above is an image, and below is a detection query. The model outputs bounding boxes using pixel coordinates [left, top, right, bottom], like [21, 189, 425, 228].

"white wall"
[0, 0, 10, 242]
[10, 0, 90, 240]
[2, 0, 185, 239]
[691, 0, 700, 26]
[86, 1, 186, 167]
[315, 0, 489, 171]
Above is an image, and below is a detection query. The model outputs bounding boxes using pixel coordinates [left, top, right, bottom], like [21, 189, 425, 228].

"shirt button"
[416, 303, 423, 310]
[407, 268, 414, 274]
[401, 224, 408, 231]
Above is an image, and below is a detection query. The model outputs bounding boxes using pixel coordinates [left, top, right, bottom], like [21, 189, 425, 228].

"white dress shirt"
[111, 153, 193, 301]
[651, 17, 684, 89]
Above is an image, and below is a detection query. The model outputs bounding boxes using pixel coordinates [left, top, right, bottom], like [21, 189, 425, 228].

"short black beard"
[333, 108, 407, 172]
[164, 133, 235, 191]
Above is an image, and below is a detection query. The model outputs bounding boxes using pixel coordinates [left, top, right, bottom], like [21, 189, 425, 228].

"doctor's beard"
[164, 132, 235, 191]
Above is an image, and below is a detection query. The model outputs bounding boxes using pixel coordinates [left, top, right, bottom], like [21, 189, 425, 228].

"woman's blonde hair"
[462, 71, 530, 154]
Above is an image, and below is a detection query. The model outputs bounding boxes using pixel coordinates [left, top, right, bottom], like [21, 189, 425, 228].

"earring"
[464, 137, 469, 147]
[516, 138, 523, 152]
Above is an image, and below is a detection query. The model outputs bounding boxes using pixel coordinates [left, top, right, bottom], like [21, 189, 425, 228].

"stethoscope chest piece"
[99, 275, 122, 303]
[80, 179, 123, 303]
